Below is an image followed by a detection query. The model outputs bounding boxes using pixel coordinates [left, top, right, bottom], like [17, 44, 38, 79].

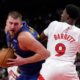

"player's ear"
[66, 14, 70, 20]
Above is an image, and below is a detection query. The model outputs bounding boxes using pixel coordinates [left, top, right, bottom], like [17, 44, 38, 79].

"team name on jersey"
[54, 33, 75, 43]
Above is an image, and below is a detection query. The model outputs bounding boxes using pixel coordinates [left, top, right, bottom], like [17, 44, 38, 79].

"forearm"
[23, 50, 50, 64]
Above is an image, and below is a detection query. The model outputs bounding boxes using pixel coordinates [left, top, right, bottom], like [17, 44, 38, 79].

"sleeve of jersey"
[44, 21, 58, 36]
[43, 27, 49, 36]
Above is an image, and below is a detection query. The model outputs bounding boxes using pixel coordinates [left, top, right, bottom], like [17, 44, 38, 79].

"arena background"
[0, 0, 80, 79]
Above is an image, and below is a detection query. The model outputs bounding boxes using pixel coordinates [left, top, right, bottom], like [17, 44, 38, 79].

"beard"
[9, 30, 15, 38]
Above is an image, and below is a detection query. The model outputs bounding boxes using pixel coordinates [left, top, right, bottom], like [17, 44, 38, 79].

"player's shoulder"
[74, 25, 80, 30]
[50, 20, 68, 26]
[49, 20, 59, 25]
[50, 21, 69, 29]
[73, 25, 80, 32]
[48, 20, 60, 29]
[18, 31, 32, 40]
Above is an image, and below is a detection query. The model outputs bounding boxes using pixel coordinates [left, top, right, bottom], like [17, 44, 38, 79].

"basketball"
[0, 48, 15, 68]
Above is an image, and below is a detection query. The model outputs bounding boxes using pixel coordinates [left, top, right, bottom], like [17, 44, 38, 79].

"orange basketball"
[0, 48, 15, 68]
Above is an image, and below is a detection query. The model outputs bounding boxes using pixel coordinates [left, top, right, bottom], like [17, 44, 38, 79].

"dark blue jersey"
[6, 26, 44, 75]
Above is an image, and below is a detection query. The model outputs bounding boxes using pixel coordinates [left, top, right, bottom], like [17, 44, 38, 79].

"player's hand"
[7, 53, 25, 66]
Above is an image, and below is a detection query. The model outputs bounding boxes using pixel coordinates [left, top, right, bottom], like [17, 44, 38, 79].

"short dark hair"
[8, 11, 22, 20]
[65, 4, 80, 20]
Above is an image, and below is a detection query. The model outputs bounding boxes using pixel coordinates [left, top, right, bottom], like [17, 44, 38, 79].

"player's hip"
[40, 59, 78, 80]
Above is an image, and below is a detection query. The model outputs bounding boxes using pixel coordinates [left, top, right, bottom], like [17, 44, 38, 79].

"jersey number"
[55, 43, 66, 56]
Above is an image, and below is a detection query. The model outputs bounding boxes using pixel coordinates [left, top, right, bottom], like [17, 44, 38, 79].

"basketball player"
[39, 4, 80, 80]
[5, 11, 50, 80]
[6, 21, 42, 80]
[5, 21, 27, 80]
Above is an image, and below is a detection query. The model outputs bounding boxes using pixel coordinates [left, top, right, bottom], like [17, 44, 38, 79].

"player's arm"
[18, 31, 50, 64]
[40, 32, 48, 42]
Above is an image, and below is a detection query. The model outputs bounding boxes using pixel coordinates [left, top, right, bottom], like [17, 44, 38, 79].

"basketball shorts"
[40, 59, 79, 80]
[16, 73, 39, 80]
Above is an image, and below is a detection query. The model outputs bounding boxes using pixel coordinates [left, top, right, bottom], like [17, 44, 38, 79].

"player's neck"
[67, 20, 76, 26]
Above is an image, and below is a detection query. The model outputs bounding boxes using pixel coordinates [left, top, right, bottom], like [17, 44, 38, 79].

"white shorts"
[40, 59, 79, 80]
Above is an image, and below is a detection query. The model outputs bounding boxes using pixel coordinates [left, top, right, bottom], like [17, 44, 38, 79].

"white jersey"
[44, 21, 80, 63]
[40, 21, 80, 80]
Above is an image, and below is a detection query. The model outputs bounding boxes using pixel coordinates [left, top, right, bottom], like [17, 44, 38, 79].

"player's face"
[6, 16, 22, 35]
[61, 9, 69, 22]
